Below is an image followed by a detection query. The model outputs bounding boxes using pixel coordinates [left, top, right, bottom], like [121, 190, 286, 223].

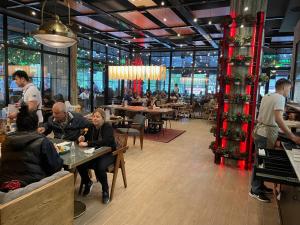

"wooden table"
[104, 105, 174, 114]
[284, 120, 300, 129]
[282, 142, 300, 180]
[286, 103, 300, 112]
[52, 139, 111, 218]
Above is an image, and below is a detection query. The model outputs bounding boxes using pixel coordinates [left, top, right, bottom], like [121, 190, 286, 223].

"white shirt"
[256, 93, 285, 137]
[22, 83, 43, 123]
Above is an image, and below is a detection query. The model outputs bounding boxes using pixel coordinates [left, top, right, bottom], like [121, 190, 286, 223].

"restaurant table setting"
[51, 139, 111, 218]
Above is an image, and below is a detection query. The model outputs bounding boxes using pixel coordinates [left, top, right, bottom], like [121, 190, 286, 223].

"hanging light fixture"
[32, 0, 77, 48]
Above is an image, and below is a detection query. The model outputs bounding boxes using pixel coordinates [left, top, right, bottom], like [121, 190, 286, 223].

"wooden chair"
[117, 114, 146, 150]
[107, 132, 128, 201]
[78, 133, 128, 201]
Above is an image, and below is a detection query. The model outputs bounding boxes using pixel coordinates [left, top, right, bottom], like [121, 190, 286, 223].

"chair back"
[114, 132, 128, 150]
[132, 114, 146, 128]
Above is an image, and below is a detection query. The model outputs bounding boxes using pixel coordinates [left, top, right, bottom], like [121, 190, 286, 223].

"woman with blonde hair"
[77, 108, 116, 204]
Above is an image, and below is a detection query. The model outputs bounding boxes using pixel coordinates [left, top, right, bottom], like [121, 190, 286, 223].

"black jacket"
[84, 123, 116, 150]
[44, 112, 91, 141]
[0, 132, 63, 187]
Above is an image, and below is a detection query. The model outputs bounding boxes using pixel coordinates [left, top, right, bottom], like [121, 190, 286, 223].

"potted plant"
[245, 74, 255, 85]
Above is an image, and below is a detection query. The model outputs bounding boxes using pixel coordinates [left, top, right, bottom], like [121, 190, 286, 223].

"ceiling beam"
[167, 0, 218, 48]
[107, 0, 227, 14]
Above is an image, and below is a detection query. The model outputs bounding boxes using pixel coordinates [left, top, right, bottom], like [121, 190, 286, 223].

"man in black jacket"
[0, 105, 63, 191]
[38, 102, 91, 141]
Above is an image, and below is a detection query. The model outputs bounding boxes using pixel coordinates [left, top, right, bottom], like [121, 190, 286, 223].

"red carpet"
[144, 128, 186, 143]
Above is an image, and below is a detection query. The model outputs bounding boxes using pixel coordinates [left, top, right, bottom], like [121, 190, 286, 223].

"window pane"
[93, 64, 104, 107]
[193, 72, 207, 96]
[8, 17, 40, 49]
[107, 47, 119, 65]
[120, 50, 130, 65]
[171, 68, 192, 98]
[208, 72, 217, 94]
[77, 38, 91, 59]
[93, 42, 106, 63]
[0, 14, 3, 41]
[172, 51, 193, 68]
[0, 45, 5, 108]
[44, 46, 68, 55]
[44, 54, 69, 100]
[8, 48, 41, 103]
[140, 52, 150, 65]
[151, 52, 170, 66]
[77, 59, 91, 112]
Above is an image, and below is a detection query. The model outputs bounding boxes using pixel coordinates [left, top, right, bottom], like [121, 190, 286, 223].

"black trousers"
[77, 153, 116, 192]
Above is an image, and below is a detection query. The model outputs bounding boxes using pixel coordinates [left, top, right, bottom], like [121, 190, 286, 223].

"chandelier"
[32, 0, 77, 48]
[109, 65, 167, 80]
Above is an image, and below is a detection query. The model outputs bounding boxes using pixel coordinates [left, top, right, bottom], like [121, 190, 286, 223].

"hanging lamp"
[32, 0, 77, 48]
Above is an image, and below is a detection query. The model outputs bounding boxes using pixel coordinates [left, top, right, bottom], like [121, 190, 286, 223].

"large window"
[151, 52, 170, 66]
[141, 52, 150, 65]
[77, 59, 91, 112]
[8, 17, 40, 49]
[0, 46, 4, 108]
[170, 68, 192, 98]
[107, 46, 119, 65]
[172, 51, 193, 68]
[0, 15, 4, 108]
[93, 64, 104, 107]
[193, 72, 207, 96]
[120, 50, 130, 65]
[263, 53, 292, 68]
[195, 51, 218, 68]
[93, 42, 106, 63]
[108, 46, 120, 100]
[8, 48, 41, 103]
[44, 54, 69, 100]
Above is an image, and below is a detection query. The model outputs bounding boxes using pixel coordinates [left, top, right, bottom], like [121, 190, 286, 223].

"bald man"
[39, 102, 91, 141]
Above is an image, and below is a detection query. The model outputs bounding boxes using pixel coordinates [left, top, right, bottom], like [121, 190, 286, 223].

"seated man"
[0, 104, 63, 192]
[39, 102, 91, 141]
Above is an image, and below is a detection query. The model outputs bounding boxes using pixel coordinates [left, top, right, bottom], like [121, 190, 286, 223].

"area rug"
[144, 128, 186, 143]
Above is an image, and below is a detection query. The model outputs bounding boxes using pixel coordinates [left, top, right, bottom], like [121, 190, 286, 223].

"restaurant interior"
[0, 0, 300, 224]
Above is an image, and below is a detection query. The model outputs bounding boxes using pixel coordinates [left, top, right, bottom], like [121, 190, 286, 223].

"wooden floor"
[74, 119, 280, 225]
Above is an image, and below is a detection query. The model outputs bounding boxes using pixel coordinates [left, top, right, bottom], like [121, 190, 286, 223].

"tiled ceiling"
[117, 11, 160, 29]
[8, 0, 296, 51]
[147, 8, 186, 27]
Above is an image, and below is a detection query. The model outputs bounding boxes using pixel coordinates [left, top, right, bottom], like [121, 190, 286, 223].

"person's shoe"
[83, 181, 93, 196]
[262, 185, 273, 194]
[102, 191, 110, 204]
[249, 190, 270, 203]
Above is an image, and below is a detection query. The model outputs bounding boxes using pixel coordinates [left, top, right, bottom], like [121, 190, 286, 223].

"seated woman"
[0, 104, 63, 192]
[77, 108, 116, 204]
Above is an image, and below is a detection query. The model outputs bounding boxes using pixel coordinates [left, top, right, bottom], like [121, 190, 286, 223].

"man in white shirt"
[250, 78, 300, 202]
[10, 70, 43, 123]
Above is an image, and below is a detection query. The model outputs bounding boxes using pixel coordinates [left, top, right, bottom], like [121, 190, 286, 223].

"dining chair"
[107, 132, 128, 201]
[78, 133, 128, 201]
[117, 114, 146, 150]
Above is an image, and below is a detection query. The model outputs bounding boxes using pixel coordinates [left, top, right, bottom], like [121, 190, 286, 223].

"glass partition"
[0, 46, 4, 108]
[8, 48, 41, 103]
[77, 59, 91, 112]
[44, 54, 69, 101]
[7, 17, 40, 49]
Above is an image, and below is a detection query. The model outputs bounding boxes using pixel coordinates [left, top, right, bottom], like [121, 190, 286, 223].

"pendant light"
[32, 0, 77, 48]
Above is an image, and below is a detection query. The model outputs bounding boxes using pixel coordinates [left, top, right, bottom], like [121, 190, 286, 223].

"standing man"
[250, 78, 300, 202]
[11, 70, 43, 124]
[174, 83, 179, 95]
